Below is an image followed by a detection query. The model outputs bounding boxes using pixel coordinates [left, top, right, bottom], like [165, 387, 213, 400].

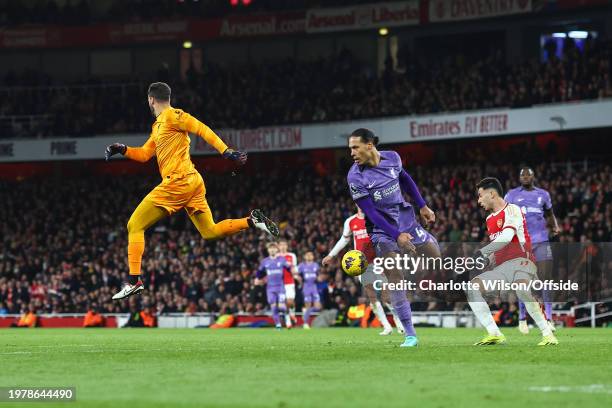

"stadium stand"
[1, 155, 609, 318]
[1, 36, 610, 138]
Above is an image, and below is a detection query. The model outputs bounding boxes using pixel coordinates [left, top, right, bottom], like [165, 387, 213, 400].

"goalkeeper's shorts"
[144, 172, 209, 216]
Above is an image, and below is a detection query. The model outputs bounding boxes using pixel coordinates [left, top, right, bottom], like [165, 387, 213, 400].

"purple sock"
[389, 290, 416, 337]
[304, 307, 318, 324]
[542, 289, 553, 320]
[272, 306, 280, 326]
[518, 301, 527, 320]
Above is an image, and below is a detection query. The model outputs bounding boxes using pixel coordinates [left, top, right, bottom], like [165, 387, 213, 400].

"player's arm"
[398, 169, 426, 208]
[125, 135, 157, 163]
[477, 205, 521, 259]
[290, 253, 298, 274]
[399, 169, 435, 224]
[105, 135, 156, 162]
[292, 264, 302, 283]
[254, 263, 266, 285]
[325, 218, 353, 261]
[177, 111, 246, 164]
[356, 196, 401, 239]
[543, 191, 561, 235]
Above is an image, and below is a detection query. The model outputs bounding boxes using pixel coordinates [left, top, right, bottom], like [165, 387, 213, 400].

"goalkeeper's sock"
[128, 234, 145, 280]
[371, 301, 392, 330]
[516, 290, 552, 337]
[128, 275, 141, 285]
[389, 290, 416, 337]
[385, 302, 404, 332]
[213, 218, 249, 238]
[467, 289, 501, 336]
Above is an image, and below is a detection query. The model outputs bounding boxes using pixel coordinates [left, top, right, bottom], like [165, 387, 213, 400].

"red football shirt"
[279, 252, 297, 284]
[486, 203, 535, 265]
[345, 214, 375, 263]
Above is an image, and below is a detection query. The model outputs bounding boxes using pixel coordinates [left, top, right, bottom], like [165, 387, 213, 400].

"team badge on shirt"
[497, 219, 503, 228]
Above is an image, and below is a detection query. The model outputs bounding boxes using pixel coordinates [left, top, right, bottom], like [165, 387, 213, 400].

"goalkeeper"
[106, 82, 279, 300]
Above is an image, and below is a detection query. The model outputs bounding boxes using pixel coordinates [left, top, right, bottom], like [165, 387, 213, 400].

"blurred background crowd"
[1, 153, 610, 320]
[1, 38, 610, 138]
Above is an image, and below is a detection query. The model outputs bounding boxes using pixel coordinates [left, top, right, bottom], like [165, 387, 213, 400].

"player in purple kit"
[346, 128, 437, 347]
[296, 251, 322, 329]
[256, 242, 290, 329]
[505, 167, 561, 334]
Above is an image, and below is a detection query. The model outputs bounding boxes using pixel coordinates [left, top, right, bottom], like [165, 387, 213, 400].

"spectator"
[83, 303, 106, 327]
[12, 304, 38, 328]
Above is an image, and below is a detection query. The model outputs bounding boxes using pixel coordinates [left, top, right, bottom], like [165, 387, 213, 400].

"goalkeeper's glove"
[473, 250, 490, 269]
[222, 148, 247, 165]
[105, 143, 127, 161]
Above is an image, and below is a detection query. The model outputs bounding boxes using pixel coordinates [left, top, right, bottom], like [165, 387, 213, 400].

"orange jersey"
[125, 107, 228, 179]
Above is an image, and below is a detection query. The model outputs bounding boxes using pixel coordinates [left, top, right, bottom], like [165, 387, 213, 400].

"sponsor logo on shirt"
[373, 183, 400, 201]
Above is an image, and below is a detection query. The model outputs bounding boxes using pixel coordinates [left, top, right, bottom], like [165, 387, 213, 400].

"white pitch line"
[528, 384, 612, 395]
[0, 348, 166, 355]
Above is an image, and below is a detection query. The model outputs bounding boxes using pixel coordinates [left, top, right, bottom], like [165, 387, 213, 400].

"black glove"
[473, 250, 490, 269]
[105, 143, 127, 161]
[222, 148, 247, 165]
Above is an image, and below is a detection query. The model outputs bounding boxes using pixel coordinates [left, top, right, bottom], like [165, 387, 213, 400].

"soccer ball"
[341, 249, 368, 277]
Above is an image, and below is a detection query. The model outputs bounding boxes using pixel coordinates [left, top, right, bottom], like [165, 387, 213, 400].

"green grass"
[0, 328, 611, 408]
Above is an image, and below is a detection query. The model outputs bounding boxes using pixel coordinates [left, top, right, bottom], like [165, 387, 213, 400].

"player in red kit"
[278, 240, 297, 328]
[465, 177, 558, 346]
[322, 207, 404, 335]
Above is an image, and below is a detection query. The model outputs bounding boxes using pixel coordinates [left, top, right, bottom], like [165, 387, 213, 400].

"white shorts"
[358, 264, 388, 287]
[477, 258, 538, 284]
[284, 284, 296, 300]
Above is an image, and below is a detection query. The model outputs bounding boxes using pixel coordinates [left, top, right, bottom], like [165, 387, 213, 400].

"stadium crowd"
[0, 155, 610, 320]
[1, 36, 610, 138]
[0, 0, 380, 26]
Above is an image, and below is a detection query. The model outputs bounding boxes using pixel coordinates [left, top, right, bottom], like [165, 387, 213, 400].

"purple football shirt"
[346, 150, 417, 242]
[505, 186, 552, 244]
[298, 262, 319, 289]
[257, 256, 289, 288]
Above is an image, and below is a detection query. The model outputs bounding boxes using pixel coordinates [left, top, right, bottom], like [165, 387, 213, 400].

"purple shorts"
[372, 205, 438, 257]
[266, 286, 286, 306]
[532, 242, 553, 262]
[302, 286, 320, 304]
[373, 230, 436, 257]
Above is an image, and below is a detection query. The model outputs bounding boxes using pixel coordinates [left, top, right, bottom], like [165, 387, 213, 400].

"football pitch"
[1, 328, 611, 408]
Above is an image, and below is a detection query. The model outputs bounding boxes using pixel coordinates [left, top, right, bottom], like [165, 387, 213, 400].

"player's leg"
[510, 260, 557, 345]
[467, 273, 506, 345]
[536, 255, 555, 331]
[302, 300, 313, 329]
[360, 264, 394, 335]
[517, 301, 529, 334]
[188, 206, 250, 240]
[514, 279, 556, 345]
[376, 238, 418, 347]
[284, 284, 295, 329]
[113, 199, 169, 300]
[267, 288, 282, 329]
[303, 289, 321, 329]
[186, 175, 278, 239]
[277, 292, 287, 328]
